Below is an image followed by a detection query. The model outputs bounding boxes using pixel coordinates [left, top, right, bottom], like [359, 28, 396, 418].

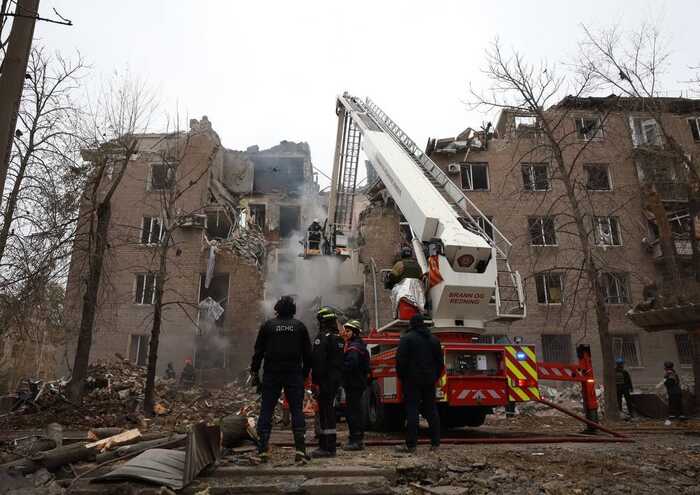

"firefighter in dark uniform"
[307, 218, 322, 251]
[341, 319, 370, 451]
[663, 361, 686, 420]
[615, 357, 634, 418]
[385, 246, 422, 289]
[311, 306, 345, 458]
[250, 296, 312, 463]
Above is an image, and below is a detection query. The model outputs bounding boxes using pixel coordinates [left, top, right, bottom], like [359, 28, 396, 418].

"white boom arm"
[332, 93, 525, 331]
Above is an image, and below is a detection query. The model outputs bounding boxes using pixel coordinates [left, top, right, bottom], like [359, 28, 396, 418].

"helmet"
[344, 319, 362, 334]
[664, 361, 674, 369]
[401, 246, 413, 258]
[274, 295, 296, 318]
[313, 218, 319, 224]
[184, 358, 192, 365]
[317, 306, 337, 322]
[615, 357, 624, 365]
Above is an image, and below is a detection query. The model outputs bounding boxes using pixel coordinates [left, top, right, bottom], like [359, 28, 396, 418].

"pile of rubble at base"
[0, 355, 268, 432]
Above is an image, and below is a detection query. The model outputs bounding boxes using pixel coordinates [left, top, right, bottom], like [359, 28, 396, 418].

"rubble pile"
[0, 356, 267, 432]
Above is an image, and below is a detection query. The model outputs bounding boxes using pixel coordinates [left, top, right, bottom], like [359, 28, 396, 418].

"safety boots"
[293, 430, 310, 464]
[310, 434, 336, 458]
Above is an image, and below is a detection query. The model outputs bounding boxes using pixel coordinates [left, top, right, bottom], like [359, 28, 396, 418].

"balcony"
[651, 238, 692, 259]
[653, 181, 688, 202]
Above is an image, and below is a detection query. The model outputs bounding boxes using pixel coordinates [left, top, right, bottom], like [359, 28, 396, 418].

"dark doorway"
[199, 273, 229, 329]
[279, 206, 300, 238]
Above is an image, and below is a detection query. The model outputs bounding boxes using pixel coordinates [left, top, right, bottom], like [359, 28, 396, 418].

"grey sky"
[36, 1, 700, 185]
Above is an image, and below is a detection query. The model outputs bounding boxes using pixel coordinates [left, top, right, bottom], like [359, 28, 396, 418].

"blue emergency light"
[516, 351, 527, 361]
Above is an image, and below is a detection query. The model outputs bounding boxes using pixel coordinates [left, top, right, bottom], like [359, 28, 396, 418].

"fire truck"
[317, 93, 598, 430]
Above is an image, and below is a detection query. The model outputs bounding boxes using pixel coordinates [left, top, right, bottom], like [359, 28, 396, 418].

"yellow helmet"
[344, 319, 362, 333]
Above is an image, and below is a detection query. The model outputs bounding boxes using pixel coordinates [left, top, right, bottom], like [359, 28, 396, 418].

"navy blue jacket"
[343, 336, 370, 390]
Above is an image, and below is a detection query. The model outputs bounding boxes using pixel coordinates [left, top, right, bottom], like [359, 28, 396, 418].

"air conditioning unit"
[448, 163, 460, 174]
[181, 214, 207, 229]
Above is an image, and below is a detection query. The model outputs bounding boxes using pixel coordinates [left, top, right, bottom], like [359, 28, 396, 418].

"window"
[535, 272, 563, 304]
[206, 210, 231, 240]
[593, 216, 622, 246]
[541, 334, 572, 363]
[612, 335, 641, 367]
[128, 334, 149, 366]
[528, 216, 557, 246]
[140, 216, 163, 245]
[134, 272, 157, 305]
[630, 117, 662, 147]
[149, 163, 174, 191]
[477, 335, 508, 344]
[602, 272, 630, 304]
[675, 333, 693, 366]
[460, 162, 489, 191]
[575, 116, 603, 140]
[584, 164, 612, 191]
[522, 163, 549, 191]
[461, 215, 494, 241]
[249, 204, 266, 231]
[688, 118, 700, 142]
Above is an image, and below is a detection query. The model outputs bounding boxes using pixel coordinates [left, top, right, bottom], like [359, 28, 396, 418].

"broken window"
[279, 205, 300, 238]
[128, 334, 149, 366]
[593, 216, 622, 246]
[521, 163, 549, 191]
[535, 272, 563, 304]
[612, 335, 640, 367]
[584, 164, 612, 191]
[460, 162, 489, 191]
[675, 333, 693, 366]
[149, 163, 175, 191]
[249, 204, 266, 231]
[630, 117, 662, 147]
[461, 215, 494, 241]
[198, 273, 229, 329]
[134, 272, 156, 305]
[602, 272, 630, 304]
[251, 156, 305, 193]
[575, 116, 603, 141]
[688, 118, 700, 141]
[140, 216, 163, 245]
[541, 334, 572, 363]
[206, 210, 232, 240]
[528, 216, 557, 246]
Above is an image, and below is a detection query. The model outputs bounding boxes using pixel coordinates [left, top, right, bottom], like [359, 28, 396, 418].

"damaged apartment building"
[417, 96, 700, 385]
[63, 117, 321, 381]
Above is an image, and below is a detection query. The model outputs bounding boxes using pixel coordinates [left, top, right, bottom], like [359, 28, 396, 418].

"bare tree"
[65, 74, 156, 403]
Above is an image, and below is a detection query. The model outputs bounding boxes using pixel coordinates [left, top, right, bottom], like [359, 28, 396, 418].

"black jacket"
[396, 325, 444, 386]
[615, 367, 633, 392]
[664, 369, 682, 396]
[312, 329, 345, 385]
[343, 336, 370, 390]
[250, 317, 312, 376]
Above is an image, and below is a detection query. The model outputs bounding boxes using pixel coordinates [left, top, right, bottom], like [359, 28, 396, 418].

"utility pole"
[0, 0, 39, 206]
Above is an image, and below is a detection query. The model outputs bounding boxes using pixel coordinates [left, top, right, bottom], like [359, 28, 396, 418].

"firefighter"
[385, 246, 422, 289]
[395, 314, 444, 453]
[307, 218, 322, 251]
[250, 296, 312, 463]
[662, 361, 686, 420]
[311, 306, 345, 458]
[164, 362, 176, 380]
[341, 319, 369, 451]
[614, 358, 634, 418]
[180, 358, 195, 388]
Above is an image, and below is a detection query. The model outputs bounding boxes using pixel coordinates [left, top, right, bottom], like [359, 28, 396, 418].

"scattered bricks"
[300, 475, 391, 495]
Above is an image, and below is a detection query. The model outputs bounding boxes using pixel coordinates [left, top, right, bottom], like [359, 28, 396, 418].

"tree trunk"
[690, 329, 700, 413]
[0, 138, 32, 262]
[143, 236, 169, 415]
[66, 201, 111, 403]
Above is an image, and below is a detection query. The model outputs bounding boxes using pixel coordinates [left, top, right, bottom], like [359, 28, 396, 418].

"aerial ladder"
[322, 93, 599, 429]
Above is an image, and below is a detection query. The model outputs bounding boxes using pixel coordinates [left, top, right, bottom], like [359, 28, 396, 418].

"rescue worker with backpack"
[662, 361, 686, 421]
[340, 319, 370, 451]
[311, 306, 345, 458]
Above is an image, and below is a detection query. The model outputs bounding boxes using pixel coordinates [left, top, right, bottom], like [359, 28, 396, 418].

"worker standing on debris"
[250, 296, 312, 463]
[180, 358, 195, 388]
[165, 362, 176, 380]
[615, 358, 634, 418]
[662, 361, 686, 421]
[341, 319, 370, 451]
[395, 314, 444, 453]
[385, 246, 422, 289]
[310, 306, 345, 458]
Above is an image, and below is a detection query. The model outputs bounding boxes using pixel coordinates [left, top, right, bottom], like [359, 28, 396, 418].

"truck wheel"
[364, 381, 405, 432]
[440, 406, 487, 428]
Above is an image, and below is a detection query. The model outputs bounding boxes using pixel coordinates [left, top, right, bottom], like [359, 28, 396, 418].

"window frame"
[575, 116, 604, 141]
[249, 203, 267, 231]
[584, 163, 612, 192]
[612, 335, 642, 368]
[688, 117, 700, 142]
[602, 272, 630, 305]
[521, 163, 550, 192]
[459, 162, 490, 191]
[674, 333, 693, 367]
[528, 216, 557, 246]
[541, 334, 573, 363]
[593, 216, 623, 247]
[630, 116, 662, 147]
[140, 216, 164, 245]
[148, 162, 175, 191]
[534, 271, 564, 305]
[134, 272, 157, 305]
[128, 334, 149, 366]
